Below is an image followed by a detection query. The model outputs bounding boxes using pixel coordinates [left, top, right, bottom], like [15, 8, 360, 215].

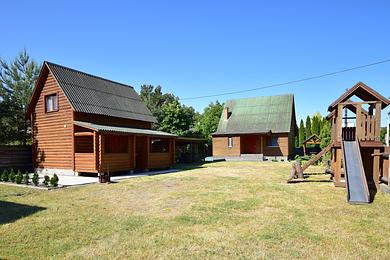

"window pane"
[53, 95, 58, 110]
[228, 137, 233, 148]
[105, 135, 129, 153]
[267, 137, 279, 147]
[150, 138, 169, 153]
[46, 96, 53, 112]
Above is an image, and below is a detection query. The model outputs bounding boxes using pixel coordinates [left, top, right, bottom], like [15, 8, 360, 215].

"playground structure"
[302, 134, 321, 156]
[289, 82, 390, 203]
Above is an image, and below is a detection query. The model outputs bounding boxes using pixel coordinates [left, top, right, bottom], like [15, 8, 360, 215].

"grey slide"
[342, 141, 370, 204]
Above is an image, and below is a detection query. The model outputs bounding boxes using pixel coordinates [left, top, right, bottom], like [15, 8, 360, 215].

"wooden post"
[337, 104, 343, 143]
[94, 131, 97, 172]
[133, 135, 136, 170]
[260, 136, 264, 154]
[335, 148, 342, 185]
[146, 136, 150, 170]
[375, 102, 381, 141]
[373, 148, 380, 189]
[356, 104, 361, 141]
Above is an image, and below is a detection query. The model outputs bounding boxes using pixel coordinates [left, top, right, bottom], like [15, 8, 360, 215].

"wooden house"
[212, 94, 296, 161]
[26, 61, 176, 176]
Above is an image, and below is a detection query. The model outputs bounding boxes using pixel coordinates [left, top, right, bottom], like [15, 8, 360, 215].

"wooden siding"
[149, 153, 172, 169]
[74, 112, 151, 129]
[213, 136, 241, 157]
[212, 134, 290, 157]
[263, 134, 289, 156]
[100, 134, 135, 173]
[75, 153, 96, 172]
[31, 72, 73, 170]
[0, 145, 32, 171]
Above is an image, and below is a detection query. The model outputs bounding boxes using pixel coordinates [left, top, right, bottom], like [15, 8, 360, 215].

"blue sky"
[1, 1, 390, 124]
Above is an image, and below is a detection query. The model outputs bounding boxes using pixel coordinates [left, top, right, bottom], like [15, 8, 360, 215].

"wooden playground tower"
[289, 82, 389, 203]
[328, 82, 389, 192]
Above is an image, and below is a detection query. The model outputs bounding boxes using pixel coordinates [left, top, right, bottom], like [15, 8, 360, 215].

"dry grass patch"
[1, 161, 390, 259]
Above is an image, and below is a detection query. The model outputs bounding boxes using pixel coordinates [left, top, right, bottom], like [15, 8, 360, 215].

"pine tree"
[299, 119, 305, 147]
[311, 114, 321, 136]
[305, 116, 312, 138]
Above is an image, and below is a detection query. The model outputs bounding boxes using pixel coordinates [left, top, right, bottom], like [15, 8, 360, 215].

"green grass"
[1, 161, 390, 259]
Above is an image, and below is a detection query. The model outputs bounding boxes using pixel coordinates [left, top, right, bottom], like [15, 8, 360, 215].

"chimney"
[224, 107, 231, 120]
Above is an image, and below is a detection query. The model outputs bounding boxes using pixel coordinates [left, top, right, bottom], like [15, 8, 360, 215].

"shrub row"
[0, 169, 59, 187]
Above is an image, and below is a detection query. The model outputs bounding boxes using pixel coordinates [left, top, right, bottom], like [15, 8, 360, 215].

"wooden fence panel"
[0, 145, 32, 172]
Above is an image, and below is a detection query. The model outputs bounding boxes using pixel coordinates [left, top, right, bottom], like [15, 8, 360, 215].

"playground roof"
[303, 134, 321, 145]
[328, 82, 390, 112]
[213, 94, 295, 135]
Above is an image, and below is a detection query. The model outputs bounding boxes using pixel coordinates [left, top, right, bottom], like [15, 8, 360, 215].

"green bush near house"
[15, 170, 23, 184]
[23, 172, 29, 185]
[9, 169, 16, 182]
[1, 170, 9, 182]
[32, 173, 39, 186]
[50, 174, 59, 187]
[43, 175, 50, 187]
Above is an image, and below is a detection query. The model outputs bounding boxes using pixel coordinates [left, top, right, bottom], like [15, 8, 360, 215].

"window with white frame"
[228, 137, 233, 148]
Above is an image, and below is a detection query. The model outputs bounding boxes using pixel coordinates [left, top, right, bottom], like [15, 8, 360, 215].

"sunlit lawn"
[1, 161, 390, 259]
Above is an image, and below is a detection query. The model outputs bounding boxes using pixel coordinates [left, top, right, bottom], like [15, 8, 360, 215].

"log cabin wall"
[100, 134, 135, 173]
[31, 72, 73, 170]
[148, 138, 175, 169]
[263, 134, 290, 157]
[74, 112, 151, 129]
[212, 136, 241, 157]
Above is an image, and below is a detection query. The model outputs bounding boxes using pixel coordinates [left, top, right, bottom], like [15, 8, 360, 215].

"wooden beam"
[260, 136, 264, 154]
[94, 131, 97, 172]
[375, 102, 381, 141]
[337, 104, 343, 143]
[133, 135, 136, 170]
[373, 148, 380, 189]
[74, 132, 94, 136]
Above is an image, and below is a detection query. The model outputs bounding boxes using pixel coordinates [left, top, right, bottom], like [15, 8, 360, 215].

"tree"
[194, 101, 224, 143]
[320, 120, 331, 149]
[139, 84, 177, 129]
[311, 112, 322, 136]
[305, 116, 312, 138]
[0, 50, 40, 144]
[159, 100, 195, 136]
[298, 119, 305, 147]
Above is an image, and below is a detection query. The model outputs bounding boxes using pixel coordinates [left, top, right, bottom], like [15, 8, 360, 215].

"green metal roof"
[214, 94, 295, 135]
[74, 121, 177, 137]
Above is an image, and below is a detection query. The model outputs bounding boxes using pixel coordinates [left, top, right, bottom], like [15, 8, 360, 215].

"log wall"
[0, 145, 32, 171]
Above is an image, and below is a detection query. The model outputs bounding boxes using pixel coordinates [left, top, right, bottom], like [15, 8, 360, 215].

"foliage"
[43, 175, 50, 187]
[0, 50, 41, 145]
[194, 101, 224, 143]
[9, 169, 16, 182]
[23, 171, 29, 185]
[1, 169, 9, 182]
[298, 119, 305, 147]
[32, 173, 39, 186]
[159, 100, 196, 136]
[305, 116, 312, 138]
[320, 120, 331, 149]
[380, 127, 387, 144]
[50, 174, 59, 187]
[311, 112, 321, 136]
[15, 170, 23, 184]
[139, 85, 177, 129]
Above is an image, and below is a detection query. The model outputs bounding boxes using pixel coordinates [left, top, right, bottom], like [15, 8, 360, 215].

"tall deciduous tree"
[305, 116, 312, 138]
[159, 100, 196, 136]
[194, 101, 224, 143]
[139, 84, 177, 129]
[298, 119, 305, 147]
[0, 50, 40, 145]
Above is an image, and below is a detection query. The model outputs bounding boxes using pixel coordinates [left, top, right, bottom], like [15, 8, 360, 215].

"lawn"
[1, 161, 390, 259]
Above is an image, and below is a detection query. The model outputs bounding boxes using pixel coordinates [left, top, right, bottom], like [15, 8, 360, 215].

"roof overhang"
[212, 130, 274, 137]
[74, 121, 177, 138]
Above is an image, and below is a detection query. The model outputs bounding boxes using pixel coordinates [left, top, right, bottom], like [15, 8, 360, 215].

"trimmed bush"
[23, 171, 29, 185]
[43, 175, 50, 187]
[9, 169, 16, 183]
[1, 170, 9, 182]
[50, 174, 59, 187]
[32, 173, 39, 186]
[15, 170, 23, 184]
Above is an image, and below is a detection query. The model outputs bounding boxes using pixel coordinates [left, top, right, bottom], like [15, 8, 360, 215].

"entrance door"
[135, 136, 148, 170]
[241, 135, 258, 154]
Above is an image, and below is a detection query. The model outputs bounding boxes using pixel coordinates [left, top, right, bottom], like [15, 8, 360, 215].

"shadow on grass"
[0, 201, 46, 225]
[175, 163, 209, 171]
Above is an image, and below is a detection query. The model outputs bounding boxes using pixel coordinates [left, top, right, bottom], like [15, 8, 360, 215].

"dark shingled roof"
[213, 94, 295, 135]
[45, 61, 157, 123]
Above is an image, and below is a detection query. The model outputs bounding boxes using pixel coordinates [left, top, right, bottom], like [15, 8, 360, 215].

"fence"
[0, 145, 32, 172]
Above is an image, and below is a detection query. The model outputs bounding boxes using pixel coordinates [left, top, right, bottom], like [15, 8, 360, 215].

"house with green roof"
[212, 94, 297, 161]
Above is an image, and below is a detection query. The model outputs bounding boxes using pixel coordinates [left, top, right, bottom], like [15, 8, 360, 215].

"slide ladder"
[342, 140, 370, 204]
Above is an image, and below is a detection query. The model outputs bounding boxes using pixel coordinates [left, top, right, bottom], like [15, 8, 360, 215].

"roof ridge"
[45, 61, 135, 90]
[225, 93, 293, 103]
